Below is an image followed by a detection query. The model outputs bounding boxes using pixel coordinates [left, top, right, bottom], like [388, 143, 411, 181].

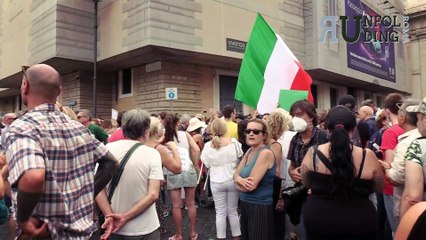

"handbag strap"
[108, 142, 143, 202]
[232, 140, 239, 158]
[313, 145, 333, 171]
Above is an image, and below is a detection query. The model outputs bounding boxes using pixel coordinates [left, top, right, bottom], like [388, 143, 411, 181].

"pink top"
[108, 128, 125, 143]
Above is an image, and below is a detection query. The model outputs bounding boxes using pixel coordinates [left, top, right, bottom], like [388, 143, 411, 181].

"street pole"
[92, 0, 100, 118]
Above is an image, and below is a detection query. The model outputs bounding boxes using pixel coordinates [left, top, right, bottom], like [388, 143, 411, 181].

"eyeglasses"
[21, 65, 30, 80]
[77, 116, 84, 119]
[245, 129, 264, 135]
[396, 102, 403, 109]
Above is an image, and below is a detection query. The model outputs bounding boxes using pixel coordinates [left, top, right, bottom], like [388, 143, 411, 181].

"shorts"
[167, 167, 197, 190]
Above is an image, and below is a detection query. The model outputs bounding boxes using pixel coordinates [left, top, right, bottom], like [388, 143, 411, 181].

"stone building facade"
[0, 0, 418, 118]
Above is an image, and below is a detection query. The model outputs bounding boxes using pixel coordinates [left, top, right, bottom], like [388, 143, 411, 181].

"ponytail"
[162, 113, 179, 144]
[211, 134, 222, 149]
[329, 127, 355, 198]
[210, 119, 227, 149]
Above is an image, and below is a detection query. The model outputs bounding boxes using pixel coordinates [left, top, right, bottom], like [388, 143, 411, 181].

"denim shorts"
[167, 167, 197, 190]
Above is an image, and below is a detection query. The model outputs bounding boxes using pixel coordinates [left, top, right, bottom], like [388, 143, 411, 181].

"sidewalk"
[160, 204, 234, 240]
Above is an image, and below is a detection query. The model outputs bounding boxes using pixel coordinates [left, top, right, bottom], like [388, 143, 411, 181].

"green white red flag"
[235, 14, 314, 114]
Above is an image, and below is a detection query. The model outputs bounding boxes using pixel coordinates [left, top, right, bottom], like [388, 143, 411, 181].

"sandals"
[168, 233, 197, 240]
[168, 235, 182, 240]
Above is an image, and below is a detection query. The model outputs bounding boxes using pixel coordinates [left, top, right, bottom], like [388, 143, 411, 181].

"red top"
[381, 125, 404, 195]
[108, 128, 125, 143]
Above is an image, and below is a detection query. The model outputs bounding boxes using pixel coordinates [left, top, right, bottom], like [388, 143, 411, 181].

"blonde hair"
[62, 106, 77, 120]
[266, 111, 286, 140]
[149, 116, 163, 139]
[210, 119, 227, 149]
[274, 108, 292, 131]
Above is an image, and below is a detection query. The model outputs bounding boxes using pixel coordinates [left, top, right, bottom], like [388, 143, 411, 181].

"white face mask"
[292, 117, 308, 133]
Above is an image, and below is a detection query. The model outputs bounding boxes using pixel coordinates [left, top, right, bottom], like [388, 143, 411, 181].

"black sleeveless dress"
[303, 148, 377, 240]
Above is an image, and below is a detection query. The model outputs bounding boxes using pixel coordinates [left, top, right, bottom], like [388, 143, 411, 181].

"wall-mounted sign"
[226, 38, 247, 53]
[67, 100, 77, 106]
[165, 88, 178, 100]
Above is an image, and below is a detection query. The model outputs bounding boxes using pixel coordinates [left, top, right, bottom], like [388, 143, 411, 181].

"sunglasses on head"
[22, 65, 30, 79]
[245, 129, 264, 135]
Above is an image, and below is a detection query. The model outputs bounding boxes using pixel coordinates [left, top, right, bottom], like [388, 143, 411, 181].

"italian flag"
[235, 14, 313, 114]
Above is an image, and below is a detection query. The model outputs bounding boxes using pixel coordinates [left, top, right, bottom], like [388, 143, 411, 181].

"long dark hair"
[326, 106, 357, 197]
[162, 113, 179, 143]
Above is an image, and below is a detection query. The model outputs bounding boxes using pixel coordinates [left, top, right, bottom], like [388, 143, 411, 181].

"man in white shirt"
[379, 100, 421, 223]
[96, 109, 164, 240]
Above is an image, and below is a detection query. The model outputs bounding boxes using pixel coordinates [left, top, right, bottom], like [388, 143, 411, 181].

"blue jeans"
[383, 193, 397, 233]
[295, 203, 307, 240]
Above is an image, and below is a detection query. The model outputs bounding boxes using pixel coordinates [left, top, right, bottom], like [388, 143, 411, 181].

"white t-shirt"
[277, 130, 297, 187]
[200, 138, 243, 183]
[106, 140, 164, 236]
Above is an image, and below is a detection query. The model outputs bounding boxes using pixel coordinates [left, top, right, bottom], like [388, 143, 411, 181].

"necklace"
[244, 145, 265, 166]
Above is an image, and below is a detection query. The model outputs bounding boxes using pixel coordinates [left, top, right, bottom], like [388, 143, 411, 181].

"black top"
[310, 146, 373, 198]
[408, 209, 426, 240]
[303, 147, 377, 239]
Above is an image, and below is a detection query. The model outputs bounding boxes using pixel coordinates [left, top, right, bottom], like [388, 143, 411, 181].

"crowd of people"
[0, 63, 425, 240]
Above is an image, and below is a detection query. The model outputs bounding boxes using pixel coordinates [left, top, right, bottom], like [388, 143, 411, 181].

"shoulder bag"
[108, 142, 143, 201]
[98, 142, 143, 227]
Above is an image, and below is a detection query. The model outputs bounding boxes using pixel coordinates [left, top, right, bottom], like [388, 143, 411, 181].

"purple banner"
[346, 0, 396, 82]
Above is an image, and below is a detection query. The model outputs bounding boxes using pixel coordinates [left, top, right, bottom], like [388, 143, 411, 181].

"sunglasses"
[22, 65, 30, 80]
[245, 129, 264, 135]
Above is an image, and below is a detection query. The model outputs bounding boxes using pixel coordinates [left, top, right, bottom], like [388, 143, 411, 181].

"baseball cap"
[406, 97, 426, 114]
[326, 105, 357, 130]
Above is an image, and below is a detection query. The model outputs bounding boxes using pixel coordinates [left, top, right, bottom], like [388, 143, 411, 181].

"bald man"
[4, 64, 117, 239]
[358, 106, 378, 139]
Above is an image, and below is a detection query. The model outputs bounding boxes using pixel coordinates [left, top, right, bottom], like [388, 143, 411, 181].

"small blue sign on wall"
[165, 88, 178, 100]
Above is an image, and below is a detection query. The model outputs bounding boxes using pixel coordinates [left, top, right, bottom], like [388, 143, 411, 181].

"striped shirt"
[5, 103, 108, 239]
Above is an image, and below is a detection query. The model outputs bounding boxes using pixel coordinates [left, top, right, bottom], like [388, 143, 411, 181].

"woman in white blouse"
[201, 119, 243, 240]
